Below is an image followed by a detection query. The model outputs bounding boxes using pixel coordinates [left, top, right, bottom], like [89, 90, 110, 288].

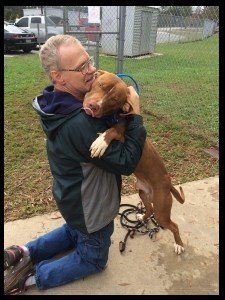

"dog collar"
[102, 113, 119, 124]
[116, 73, 140, 95]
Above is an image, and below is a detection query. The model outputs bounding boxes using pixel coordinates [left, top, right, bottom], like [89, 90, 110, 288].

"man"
[4, 35, 146, 294]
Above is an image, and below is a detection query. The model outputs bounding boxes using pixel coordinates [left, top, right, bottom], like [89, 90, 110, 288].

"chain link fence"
[157, 11, 218, 43]
[44, 6, 121, 72]
[42, 6, 218, 145]
[43, 7, 219, 65]
[121, 6, 219, 146]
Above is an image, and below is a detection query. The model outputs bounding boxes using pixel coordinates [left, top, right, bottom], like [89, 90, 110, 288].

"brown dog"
[83, 70, 185, 254]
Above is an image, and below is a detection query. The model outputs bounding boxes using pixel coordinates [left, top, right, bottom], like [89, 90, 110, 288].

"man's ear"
[50, 70, 65, 85]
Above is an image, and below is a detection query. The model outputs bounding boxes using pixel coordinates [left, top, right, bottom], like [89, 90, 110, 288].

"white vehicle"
[14, 15, 64, 44]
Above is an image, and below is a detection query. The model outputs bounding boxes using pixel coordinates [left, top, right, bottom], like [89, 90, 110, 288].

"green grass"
[122, 34, 219, 143]
[4, 35, 219, 222]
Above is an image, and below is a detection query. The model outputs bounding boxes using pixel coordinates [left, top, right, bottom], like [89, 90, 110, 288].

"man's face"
[57, 43, 96, 98]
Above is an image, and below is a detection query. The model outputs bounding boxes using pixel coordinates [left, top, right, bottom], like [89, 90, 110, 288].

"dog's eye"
[98, 82, 103, 88]
[111, 97, 118, 102]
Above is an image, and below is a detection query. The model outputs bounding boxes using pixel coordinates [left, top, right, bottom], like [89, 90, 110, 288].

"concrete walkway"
[4, 176, 219, 295]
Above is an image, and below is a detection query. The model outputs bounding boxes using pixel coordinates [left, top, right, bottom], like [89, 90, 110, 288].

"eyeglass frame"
[58, 56, 94, 75]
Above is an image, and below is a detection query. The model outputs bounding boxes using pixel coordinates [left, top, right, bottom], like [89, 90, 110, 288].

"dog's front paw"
[90, 132, 109, 158]
[174, 243, 185, 255]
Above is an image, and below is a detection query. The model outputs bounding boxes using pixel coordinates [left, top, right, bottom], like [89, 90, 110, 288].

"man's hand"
[120, 86, 141, 116]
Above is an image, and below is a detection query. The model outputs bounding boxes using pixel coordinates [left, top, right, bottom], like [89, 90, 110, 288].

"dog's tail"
[170, 185, 185, 204]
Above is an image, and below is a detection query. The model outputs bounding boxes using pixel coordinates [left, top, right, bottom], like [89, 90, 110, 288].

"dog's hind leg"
[154, 192, 184, 254]
[166, 220, 184, 254]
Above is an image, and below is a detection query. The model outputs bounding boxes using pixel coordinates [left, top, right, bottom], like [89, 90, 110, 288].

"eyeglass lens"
[82, 58, 94, 74]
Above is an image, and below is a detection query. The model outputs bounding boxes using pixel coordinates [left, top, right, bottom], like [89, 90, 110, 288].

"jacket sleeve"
[64, 112, 147, 175]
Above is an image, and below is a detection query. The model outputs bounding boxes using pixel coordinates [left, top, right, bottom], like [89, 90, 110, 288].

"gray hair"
[39, 34, 81, 78]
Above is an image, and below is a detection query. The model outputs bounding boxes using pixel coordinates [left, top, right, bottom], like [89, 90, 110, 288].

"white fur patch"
[90, 132, 109, 157]
[174, 243, 185, 255]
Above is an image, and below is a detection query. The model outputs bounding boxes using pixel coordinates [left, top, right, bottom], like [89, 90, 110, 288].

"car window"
[45, 16, 57, 26]
[4, 24, 26, 33]
[49, 16, 63, 25]
[16, 18, 28, 27]
[31, 17, 41, 24]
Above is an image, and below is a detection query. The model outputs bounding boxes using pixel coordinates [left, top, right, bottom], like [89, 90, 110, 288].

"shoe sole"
[4, 259, 33, 295]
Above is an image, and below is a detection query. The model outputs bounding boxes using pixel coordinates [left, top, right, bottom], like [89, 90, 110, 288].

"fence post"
[169, 13, 172, 43]
[116, 6, 126, 74]
[95, 25, 100, 70]
[63, 6, 68, 34]
[37, 23, 41, 48]
[44, 7, 48, 41]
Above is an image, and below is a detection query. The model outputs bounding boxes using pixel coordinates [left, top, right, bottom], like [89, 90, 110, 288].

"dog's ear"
[95, 70, 106, 78]
[121, 103, 131, 114]
[121, 87, 130, 109]
[120, 87, 132, 115]
[126, 86, 130, 98]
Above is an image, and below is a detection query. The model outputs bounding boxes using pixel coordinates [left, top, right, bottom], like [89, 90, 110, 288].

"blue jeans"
[25, 221, 114, 290]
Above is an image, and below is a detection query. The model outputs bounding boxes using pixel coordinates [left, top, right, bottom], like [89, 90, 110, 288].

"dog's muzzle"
[83, 107, 95, 117]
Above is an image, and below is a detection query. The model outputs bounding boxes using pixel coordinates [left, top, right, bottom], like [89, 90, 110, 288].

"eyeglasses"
[58, 57, 94, 75]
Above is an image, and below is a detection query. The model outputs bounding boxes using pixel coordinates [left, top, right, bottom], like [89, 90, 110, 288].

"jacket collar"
[38, 85, 83, 115]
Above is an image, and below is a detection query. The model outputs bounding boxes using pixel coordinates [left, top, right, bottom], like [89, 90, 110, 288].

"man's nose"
[88, 64, 96, 74]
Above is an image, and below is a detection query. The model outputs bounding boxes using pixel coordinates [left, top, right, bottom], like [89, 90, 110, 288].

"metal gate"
[44, 6, 126, 73]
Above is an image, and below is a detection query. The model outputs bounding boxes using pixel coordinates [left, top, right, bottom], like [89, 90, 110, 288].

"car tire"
[4, 44, 9, 53]
[22, 48, 32, 53]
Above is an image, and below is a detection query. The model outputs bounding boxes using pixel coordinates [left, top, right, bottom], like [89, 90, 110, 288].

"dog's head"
[83, 70, 129, 118]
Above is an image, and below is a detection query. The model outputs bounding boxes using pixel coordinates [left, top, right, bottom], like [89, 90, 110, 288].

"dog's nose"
[89, 102, 99, 112]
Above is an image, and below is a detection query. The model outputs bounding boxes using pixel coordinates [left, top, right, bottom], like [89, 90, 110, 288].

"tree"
[159, 6, 168, 12]
[202, 6, 219, 21]
[195, 6, 204, 14]
[164, 6, 193, 17]
[4, 6, 24, 21]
